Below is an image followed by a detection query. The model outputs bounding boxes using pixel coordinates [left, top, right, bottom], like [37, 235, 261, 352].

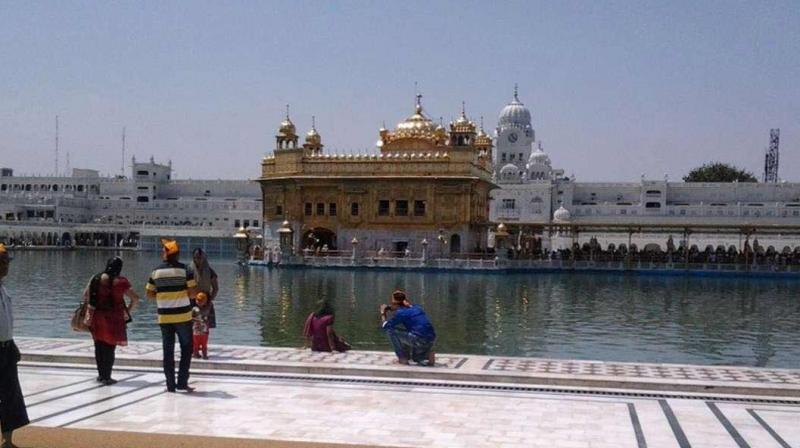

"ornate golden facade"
[258, 96, 495, 255]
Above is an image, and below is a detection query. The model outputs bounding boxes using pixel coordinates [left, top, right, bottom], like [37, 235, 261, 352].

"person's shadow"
[183, 390, 237, 399]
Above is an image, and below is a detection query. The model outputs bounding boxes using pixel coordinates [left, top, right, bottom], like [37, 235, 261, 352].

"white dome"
[499, 163, 519, 176]
[553, 206, 571, 222]
[526, 148, 551, 168]
[498, 89, 532, 129]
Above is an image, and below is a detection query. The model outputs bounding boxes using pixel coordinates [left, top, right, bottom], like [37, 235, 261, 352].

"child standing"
[192, 292, 211, 359]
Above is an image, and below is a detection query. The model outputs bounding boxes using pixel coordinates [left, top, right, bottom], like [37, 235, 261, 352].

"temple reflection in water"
[246, 267, 798, 368]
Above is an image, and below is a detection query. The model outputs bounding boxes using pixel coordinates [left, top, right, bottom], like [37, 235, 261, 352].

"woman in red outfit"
[303, 300, 350, 352]
[84, 257, 139, 385]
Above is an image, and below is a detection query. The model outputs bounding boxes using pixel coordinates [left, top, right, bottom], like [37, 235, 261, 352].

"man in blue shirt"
[380, 290, 436, 366]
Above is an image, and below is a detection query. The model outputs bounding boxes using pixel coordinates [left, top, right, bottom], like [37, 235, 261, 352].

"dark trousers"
[160, 321, 193, 390]
[0, 341, 29, 433]
[93, 340, 116, 380]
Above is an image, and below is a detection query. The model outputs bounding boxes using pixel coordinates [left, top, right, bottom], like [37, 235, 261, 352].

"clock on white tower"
[507, 132, 518, 143]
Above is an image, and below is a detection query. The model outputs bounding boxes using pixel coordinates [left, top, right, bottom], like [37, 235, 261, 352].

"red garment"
[193, 333, 209, 356]
[303, 313, 349, 352]
[91, 277, 131, 346]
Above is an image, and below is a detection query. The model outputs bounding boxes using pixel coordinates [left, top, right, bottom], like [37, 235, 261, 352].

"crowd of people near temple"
[1, 234, 138, 248]
[0, 239, 435, 447]
[539, 237, 800, 266]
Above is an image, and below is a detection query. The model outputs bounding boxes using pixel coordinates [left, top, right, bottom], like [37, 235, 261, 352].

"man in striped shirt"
[146, 239, 197, 392]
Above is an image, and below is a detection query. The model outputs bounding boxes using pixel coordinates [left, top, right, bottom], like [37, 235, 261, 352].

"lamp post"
[421, 238, 429, 264]
[437, 229, 447, 258]
[277, 220, 294, 256]
[494, 223, 510, 259]
[233, 226, 249, 264]
[351, 236, 359, 261]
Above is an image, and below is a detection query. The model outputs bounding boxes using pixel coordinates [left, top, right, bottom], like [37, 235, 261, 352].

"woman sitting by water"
[83, 257, 139, 385]
[303, 300, 351, 352]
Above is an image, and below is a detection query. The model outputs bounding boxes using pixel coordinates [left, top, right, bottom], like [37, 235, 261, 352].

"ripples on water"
[5, 251, 799, 368]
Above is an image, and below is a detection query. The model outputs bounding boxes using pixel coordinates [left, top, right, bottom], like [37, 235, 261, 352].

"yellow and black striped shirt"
[146, 262, 197, 324]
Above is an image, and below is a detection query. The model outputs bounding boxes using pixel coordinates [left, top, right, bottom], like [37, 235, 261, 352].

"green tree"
[683, 162, 758, 183]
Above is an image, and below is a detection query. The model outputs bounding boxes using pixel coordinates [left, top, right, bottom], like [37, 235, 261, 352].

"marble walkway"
[17, 337, 800, 398]
[10, 338, 800, 447]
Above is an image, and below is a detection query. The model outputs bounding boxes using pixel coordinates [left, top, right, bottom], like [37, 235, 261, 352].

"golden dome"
[395, 95, 437, 137]
[305, 116, 321, 145]
[380, 94, 449, 152]
[277, 105, 296, 137]
[305, 128, 320, 143]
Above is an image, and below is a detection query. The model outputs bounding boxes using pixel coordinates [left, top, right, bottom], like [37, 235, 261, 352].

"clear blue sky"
[1, 1, 798, 181]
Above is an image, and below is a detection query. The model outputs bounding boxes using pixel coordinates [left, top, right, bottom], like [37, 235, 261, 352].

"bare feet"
[393, 358, 409, 365]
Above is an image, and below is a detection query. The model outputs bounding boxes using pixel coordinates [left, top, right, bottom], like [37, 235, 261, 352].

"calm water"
[4, 251, 800, 368]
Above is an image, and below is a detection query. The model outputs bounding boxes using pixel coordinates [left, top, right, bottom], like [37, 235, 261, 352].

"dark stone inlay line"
[30, 379, 161, 425]
[453, 357, 468, 369]
[481, 359, 494, 370]
[746, 409, 792, 448]
[26, 374, 143, 407]
[627, 403, 647, 448]
[58, 389, 168, 428]
[707, 402, 750, 448]
[24, 377, 98, 398]
[659, 399, 691, 448]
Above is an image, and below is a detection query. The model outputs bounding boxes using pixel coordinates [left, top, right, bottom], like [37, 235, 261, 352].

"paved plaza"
[11, 338, 800, 447]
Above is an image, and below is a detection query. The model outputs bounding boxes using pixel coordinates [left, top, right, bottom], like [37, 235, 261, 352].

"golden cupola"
[276, 105, 299, 150]
[434, 118, 448, 145]
[303, 116, 323, 155]
[379, 94, 443, 153]
[475, 115, 493, 168]
[449, 102, 477, 147]
[475, 116, 493, 147]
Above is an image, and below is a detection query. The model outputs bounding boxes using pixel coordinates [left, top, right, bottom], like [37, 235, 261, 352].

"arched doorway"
[302, 228, 337, 251]
[450, 234, 461, 255]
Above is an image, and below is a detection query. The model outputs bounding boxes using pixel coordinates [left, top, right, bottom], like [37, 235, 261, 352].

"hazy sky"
[1, 1, 798, 181]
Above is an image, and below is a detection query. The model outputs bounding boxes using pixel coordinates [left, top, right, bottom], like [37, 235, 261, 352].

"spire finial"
[461, 100, 466, 117]
[513, 83, 519, 101]
[311, 115, 316, 130]
[415, 93, 423, 113]
[480, 115, 485, 130]
[285, 104, 290, 119]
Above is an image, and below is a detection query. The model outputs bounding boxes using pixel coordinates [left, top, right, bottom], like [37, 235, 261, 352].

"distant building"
[489, 88, 800, 253]
[0, 158, 261, 253]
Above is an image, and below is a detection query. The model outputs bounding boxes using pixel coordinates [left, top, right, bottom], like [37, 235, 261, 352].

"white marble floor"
[17, 364, 800, 448]
[16, 337, 800, 399]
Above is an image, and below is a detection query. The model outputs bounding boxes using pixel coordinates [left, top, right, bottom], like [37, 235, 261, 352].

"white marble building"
[489, 88, 800, 251]
[0, 158, 262, 252]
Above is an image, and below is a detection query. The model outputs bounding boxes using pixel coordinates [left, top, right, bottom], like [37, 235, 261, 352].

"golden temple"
[258, 95, 495, 254]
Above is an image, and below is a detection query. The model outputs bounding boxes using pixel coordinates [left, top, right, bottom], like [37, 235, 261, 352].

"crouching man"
[379, 290, 436, 366]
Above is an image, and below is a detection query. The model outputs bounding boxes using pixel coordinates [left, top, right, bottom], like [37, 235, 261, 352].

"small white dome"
[527, 148, 551, 168]
[499, 163, 519, 176]
[553, 206, 571, 222]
